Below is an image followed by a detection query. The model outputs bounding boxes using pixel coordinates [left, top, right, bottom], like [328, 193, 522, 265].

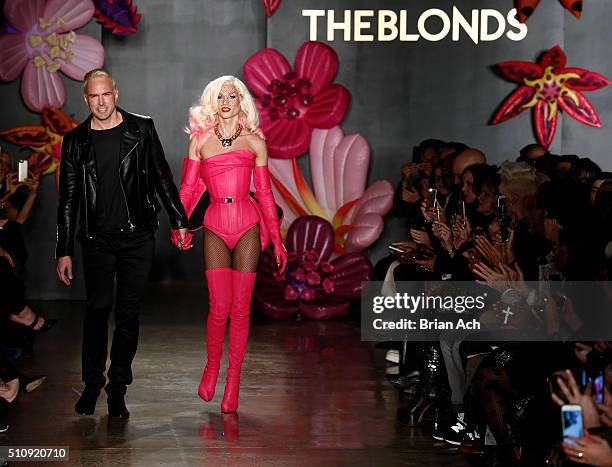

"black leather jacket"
[55, 108, 187, 258]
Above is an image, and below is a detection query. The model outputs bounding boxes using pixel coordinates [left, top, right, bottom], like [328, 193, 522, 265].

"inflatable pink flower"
[244, 41, 351, 158]
[254, 216, 374, 320]
[265, 127, 394, 255]
[0, 0, 105, 112]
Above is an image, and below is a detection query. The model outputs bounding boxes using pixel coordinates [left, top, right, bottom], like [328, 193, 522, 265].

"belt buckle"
[224, 196, 233, 203]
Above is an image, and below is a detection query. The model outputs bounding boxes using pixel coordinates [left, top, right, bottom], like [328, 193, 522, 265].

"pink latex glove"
[171, 229, 193, 251]
[253, 165, 287, 273]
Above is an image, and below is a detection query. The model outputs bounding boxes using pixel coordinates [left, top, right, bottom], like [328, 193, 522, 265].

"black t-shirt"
[92, 124, 129, 232]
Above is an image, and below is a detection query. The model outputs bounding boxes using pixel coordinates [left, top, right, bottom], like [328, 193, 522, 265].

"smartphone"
[426, 188, 437, 208]
[414, 248, 434, 260]
[18, 160, 28, 182]
[582, 368, 605, 404]
[497, 194, 506, 218]
[459, 199, 466, 219]
[434, 199, 441, 222]
[388, 245, 405, 254]
[561, 404, 583, 445]
[497, 195, 511, 242]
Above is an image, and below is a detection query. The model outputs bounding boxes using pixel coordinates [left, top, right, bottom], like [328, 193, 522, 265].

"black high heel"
[26, 313, 58, 333]
[397, 396, 438, 426]
[18, 374, 46, 393]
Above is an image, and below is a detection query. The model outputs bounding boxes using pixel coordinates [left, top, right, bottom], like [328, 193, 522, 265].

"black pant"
[81, 231, 154, 391]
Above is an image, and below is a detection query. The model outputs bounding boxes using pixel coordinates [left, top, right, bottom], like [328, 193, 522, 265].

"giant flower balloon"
[0, 0, 105, 112]
[0, 106, 79, 189]
[93, 0, 141, 36]
[254, 216, 374, 320]
[244, 41, 351, 159]
[491, 45, 610, 148]
[264, 127, 394, 255]
[515, 0, 583, 23]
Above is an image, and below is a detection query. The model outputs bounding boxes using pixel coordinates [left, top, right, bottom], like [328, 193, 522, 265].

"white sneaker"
[385, 349, 400, 364]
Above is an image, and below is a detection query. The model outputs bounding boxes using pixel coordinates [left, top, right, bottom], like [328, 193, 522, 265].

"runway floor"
[4, 283, 470, 466]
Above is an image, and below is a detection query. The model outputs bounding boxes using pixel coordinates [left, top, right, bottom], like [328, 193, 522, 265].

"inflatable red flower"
[515, 0, 583, 23]
[254, 216, 373, 320]
[0, 106, 78, 190]
[491, 45, 610, 147]
[93, 0, 141, 36]
[244, 41, 351, 159]
[262, 0, 281, 17]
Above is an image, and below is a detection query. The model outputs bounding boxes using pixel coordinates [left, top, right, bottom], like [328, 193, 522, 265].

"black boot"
[397, 343, 450, 426]
[106, 385, 129, 419]
[75, 385, 101, 415]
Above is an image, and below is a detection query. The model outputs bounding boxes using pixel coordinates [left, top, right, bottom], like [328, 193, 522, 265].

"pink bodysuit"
[200, 149, 262, 250]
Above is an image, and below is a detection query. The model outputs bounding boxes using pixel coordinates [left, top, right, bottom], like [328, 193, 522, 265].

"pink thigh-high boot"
[221, 269, 257, 413]
[198, 267, 233, 402]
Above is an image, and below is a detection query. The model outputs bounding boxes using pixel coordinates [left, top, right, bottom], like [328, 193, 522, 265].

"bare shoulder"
[188, 133, 213, 160]
[244, 132, 267, 164]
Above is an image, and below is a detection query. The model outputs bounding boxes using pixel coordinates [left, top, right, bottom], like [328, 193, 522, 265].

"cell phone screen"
[582, 369, 605, 404]
[562, 407, 584, 445]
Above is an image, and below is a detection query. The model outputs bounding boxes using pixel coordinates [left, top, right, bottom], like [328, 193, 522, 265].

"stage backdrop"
[1, 0, 611, 299]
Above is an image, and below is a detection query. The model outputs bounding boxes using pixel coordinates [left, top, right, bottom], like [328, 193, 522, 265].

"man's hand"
[56, 256, 73, 286]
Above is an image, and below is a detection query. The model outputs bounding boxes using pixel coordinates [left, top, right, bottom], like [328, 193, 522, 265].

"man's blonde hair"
[499, 161, 538, 198]
[83, 68, 116, 92]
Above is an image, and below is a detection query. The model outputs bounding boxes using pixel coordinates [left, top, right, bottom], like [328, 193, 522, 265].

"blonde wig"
[187, 75, 264, 141]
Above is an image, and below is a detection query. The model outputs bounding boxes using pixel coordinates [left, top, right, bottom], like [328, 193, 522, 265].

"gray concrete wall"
[0, 0, 610, 299]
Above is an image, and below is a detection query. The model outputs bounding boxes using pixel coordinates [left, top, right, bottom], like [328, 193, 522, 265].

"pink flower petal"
[59, 33, 104, 80]
[294, 41, 339, 95]
[332, 133, 369, 207]
[491, 85, 536, 125]
[0, 34, 29, 81]
[21, 61, 65, 112]
[4, 0, 45, 33]
[43, 0, 95, 33]
[345, 180, 394, 224]
[244, 48, 292, 97]
[304, 84, 351, 128]
[564, 68, 612, 92]
[497, 61, 543, 83]
[534, 101, 558, 148]
[268, 157, 306, 210]
[326, 252, 374, 299]
[343, 213, 384, 253]
[539, 45, 566, 70]
[309, 127, 344, 217]
[262, 118, 311, 159]
[558, 90, 602, 128]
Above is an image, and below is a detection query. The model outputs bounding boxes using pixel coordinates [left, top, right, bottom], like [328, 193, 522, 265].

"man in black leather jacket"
[55, 69, 188, 419]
